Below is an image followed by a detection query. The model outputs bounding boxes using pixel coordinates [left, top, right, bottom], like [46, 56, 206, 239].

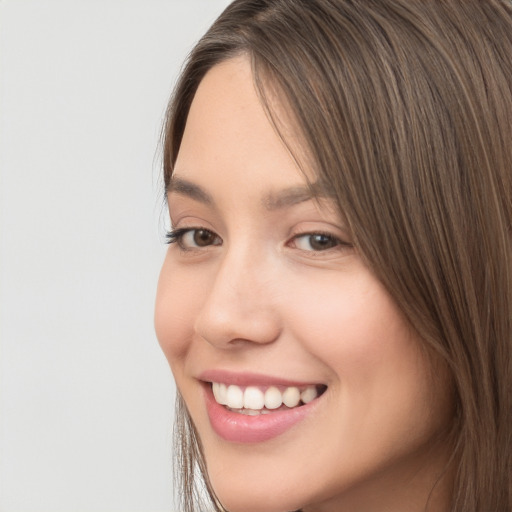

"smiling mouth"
[210, 382, 327, 415]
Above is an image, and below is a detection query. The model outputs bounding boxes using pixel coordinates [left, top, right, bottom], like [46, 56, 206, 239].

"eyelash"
[165, 227, 351, 253]
[165, 227, 221, 249]
[166, 227, 193, 245]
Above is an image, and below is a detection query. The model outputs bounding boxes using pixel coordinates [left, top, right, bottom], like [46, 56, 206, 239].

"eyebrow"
[166, 176, 214, 205]
[262, 182, 334, 210]
[167, 175, 334, 210]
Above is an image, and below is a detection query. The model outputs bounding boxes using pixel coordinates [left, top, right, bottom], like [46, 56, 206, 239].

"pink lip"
[200, 371, 324, 444]
[199, 369, 319, 388]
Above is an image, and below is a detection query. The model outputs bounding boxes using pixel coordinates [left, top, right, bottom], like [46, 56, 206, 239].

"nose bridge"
[194, 237, 281, 347]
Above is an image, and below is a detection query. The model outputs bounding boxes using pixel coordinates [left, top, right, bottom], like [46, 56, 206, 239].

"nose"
[194, 244, 282, 349]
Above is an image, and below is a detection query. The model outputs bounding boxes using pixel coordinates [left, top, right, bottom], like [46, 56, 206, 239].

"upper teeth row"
[212, 382, 319, 410]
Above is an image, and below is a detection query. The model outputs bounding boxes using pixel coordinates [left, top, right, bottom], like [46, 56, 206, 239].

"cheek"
[154, 256, 202, 369]
[287, 271, 442, 423]
[289, 272, 411, 372]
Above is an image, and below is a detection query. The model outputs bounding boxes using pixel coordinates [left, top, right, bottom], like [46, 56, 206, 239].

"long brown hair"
[162, 1, 512, 510]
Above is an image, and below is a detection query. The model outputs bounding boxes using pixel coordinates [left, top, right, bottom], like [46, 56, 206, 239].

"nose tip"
[193, 258, 282, 349]
[195, 301, 281, 348]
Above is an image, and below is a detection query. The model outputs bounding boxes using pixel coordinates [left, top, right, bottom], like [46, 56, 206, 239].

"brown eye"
[193, 229, 219, 247]
[166, 228, 222, 249]
[177, 228, 221, 249]
[293, 233, 341, 251]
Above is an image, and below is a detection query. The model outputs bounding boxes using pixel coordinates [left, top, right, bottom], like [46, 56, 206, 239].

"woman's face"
[155, 56, 454, 512]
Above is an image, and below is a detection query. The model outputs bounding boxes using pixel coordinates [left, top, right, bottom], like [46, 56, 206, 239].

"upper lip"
[199, 369, 324, 388]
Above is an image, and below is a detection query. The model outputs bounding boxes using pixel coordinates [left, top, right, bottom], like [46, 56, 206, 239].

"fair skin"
[155, 56, 454, 512]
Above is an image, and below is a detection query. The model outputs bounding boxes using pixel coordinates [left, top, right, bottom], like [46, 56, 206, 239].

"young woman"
[155, 1, 512, 511]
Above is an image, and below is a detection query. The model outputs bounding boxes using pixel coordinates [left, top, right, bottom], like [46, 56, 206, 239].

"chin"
[210, 472, 304, 512]
[214, 493, 299, 512]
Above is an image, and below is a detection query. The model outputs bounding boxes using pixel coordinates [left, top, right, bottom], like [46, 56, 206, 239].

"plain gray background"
[0, 1, 232, 510]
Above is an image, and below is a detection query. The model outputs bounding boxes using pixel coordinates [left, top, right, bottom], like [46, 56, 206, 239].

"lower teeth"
[227, 405, 295, 415]
[228, 408, 273, 415]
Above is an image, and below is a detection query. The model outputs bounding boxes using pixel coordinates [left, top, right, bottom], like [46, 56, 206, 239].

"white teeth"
[300, 386, 318, 404]
[241, 409, 260, 416]
[219, 383, 228, 404]
[244, 386, 265, 410]
[226, 384, 244, 409]
[212, 382, 228, 405]
[213, 382, 322, 411]
[264, 386, 283, 409]
[282, 386, 301, 408]
[226, 408, 260, 416]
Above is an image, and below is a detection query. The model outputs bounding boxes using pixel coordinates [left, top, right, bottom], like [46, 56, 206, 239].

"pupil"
[194, 230, 213, 247]
[310, 234, 335, 250]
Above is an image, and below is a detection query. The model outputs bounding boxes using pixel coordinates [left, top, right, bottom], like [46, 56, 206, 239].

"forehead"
[173, 55, 316, 192]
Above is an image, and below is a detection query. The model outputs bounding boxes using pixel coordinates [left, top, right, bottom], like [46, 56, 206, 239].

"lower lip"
[204, 384, 320, 443]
